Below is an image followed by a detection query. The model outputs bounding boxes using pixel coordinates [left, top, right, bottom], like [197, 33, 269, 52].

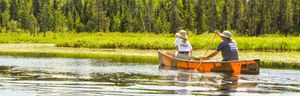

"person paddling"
[202, 30, 239, 61]
[174, 30, 193, 60]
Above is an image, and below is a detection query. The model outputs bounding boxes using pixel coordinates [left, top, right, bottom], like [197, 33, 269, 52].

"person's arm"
[203, 50, 219, 60]
[189, 49, 193, 59]
[187, 41, 193, 56]
[203, 41, 223, 60]
[174, 38, 180, 46]
[175, 33, 187, 40]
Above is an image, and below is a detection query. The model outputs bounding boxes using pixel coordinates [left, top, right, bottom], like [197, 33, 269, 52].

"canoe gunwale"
[158, 50, 259, 63]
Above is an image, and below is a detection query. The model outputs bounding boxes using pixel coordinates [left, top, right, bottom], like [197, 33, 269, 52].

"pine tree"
[0, 0, 6, 12]
[195, 0, 204, 34]
[39, 0, 51, 36]
[182, 0, 193, 30]
[248, 0, 258, 36]
[32, 0, 40, 32]
[232, 0, 240, 32]
[9, 0, 18, 20]
[53, 0, 58, 10]
[208, 0, 218, 32]
[145, 0, 154, 32]
[1, 8, 9, 30]
[95, 0, 101, 32]
[292, 0, 300, 33]
[221, 0, 228, 31]
[51, 0, 59, 32]
[0, 0, 7, 26]
[263, 0, 272, 34]
[169, 0, 180, 34]
[19, 0, 31, 31]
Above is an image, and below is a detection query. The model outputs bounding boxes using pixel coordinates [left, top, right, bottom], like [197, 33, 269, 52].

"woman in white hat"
[174, 30, 193, 60]
[203, 30, 239, 61]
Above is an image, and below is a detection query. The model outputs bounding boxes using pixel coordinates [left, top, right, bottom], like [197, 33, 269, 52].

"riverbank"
[0, 44, 157, 64]
[0, 44, 299, 69]
[1, 32, 300, 51]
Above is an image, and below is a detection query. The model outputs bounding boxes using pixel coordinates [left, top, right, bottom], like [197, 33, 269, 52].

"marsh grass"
[1, 32, 300, 51]
[0, 52, 157, 64]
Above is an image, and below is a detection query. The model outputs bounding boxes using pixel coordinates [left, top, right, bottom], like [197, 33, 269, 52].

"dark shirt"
[216, 40, 239, 61]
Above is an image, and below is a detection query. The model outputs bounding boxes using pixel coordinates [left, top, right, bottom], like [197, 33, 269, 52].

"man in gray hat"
[202, 30, 239, 61]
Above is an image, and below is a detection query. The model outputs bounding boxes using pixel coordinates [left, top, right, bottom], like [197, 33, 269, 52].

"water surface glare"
[0, 56, 300, 96]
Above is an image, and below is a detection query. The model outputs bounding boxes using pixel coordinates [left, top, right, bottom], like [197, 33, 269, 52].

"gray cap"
[220, 31, 232, 38]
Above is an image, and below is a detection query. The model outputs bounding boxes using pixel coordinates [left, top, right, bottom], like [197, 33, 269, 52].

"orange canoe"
[158, 50, 260, 74]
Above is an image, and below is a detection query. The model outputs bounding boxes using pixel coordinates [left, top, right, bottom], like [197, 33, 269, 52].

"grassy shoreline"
[0, 44, 299, 69]
[0, 32, 300, 51]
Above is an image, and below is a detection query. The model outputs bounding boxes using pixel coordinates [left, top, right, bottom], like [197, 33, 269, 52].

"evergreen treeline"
[0, 0, 299, 36]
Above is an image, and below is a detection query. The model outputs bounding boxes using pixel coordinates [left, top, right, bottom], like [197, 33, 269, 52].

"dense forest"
[0, 0, 299, 36]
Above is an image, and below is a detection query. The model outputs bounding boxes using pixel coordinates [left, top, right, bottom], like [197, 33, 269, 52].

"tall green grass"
[1, 32, 300, 51]
[55, 32, 300, 51]
[0, 32, 59, 43]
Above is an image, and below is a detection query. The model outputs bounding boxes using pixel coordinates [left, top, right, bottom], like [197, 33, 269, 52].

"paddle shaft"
[196, 33, 217, 71]
[204, 33, 217, 56]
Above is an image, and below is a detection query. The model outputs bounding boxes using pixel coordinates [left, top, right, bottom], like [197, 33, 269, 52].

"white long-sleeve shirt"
[174, 38, 193, 52]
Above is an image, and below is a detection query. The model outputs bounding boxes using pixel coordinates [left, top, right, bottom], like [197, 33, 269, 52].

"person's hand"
[201, 56, 209, 60]
[175, 33, 187, 40]
[214, 30, 220, 34]
[181, 36, 187, 40]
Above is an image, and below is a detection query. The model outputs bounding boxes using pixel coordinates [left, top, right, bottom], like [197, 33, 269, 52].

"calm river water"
[0, 56, 299, 96]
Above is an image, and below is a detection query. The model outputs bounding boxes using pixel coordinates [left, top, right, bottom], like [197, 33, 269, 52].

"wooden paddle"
[195, 31, 217, 71]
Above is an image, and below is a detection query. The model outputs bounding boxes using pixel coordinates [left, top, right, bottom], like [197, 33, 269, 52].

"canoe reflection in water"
[218, 73, 239, 95]
[158, 65, 244, 95]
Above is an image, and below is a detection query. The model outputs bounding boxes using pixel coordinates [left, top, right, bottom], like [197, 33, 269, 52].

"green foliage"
[0, 0, 298, 35]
